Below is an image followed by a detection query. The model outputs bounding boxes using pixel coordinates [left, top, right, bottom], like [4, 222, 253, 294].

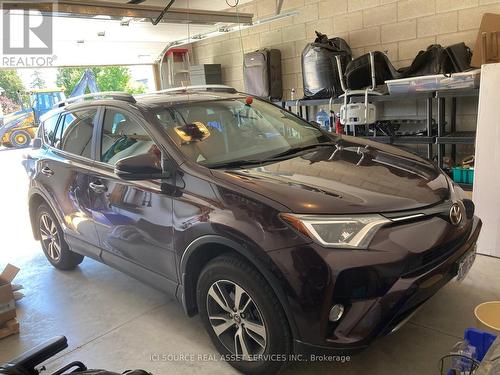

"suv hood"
[212, 136, 450, 214]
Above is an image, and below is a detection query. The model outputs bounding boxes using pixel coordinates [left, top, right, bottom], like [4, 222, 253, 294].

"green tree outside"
[0, 70, 26, 102]
[56, 66, 146, 96]
[30, 70, 46, 89]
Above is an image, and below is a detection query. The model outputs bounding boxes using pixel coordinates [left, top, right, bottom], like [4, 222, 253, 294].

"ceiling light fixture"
[92, 15, 112, 20]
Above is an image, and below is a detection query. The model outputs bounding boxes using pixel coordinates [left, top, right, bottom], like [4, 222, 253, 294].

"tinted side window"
[53, 113, 73, 148]
[41, 115, 60, 145]
[59, 108, 98, 158]
[100, 109, 156, 165]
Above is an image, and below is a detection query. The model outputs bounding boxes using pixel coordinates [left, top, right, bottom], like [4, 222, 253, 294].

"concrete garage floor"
[1, 147, 499, 375]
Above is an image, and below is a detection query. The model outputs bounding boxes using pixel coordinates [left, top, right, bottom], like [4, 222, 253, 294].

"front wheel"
[36, 204, 84, 270]
[9, 130, 31, 148]
[197, 255, 291, 374]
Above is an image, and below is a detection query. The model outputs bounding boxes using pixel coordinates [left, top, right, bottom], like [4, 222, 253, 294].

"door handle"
[41, 166, 54, 177]
[89, 181, 108, 194]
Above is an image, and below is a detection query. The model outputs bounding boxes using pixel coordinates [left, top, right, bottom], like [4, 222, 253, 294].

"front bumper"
[270, 216, 482, 356]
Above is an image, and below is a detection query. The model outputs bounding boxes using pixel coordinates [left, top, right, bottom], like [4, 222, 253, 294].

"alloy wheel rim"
[40, 213, 61, 262]
[16, 135, 26, 144]
[206, 280, 267, 360]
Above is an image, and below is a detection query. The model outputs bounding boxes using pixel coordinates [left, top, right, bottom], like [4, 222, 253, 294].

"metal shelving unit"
[435, 89, 480, 168]
[436, 131, 476, 144]
[279, 87, 479, 171]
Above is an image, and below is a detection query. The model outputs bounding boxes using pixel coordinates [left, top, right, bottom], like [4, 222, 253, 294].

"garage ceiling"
[2, 0, 254, 67]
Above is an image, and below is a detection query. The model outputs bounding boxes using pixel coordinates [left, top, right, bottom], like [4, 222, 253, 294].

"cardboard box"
[471, 13, 500, 68]
[0, 264, 20, 327]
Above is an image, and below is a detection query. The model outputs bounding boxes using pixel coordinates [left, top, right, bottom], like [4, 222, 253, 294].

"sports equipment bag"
[345, 51, 402, 90]
[243, 49, 282, 100]
[302, 31, 352, 99]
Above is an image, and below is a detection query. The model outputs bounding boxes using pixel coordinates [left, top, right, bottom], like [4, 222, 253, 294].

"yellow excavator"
[0, 88, 66, 148]
[1, 69, 99, 148]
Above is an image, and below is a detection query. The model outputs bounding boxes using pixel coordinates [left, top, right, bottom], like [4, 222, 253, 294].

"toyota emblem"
[450, 203, 463, 226]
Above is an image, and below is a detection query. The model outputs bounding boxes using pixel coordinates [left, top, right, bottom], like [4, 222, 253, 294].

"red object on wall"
[335, 117, 344, 134]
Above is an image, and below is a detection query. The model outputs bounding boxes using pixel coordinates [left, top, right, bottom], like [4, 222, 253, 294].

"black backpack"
[302, 31, 352, 99]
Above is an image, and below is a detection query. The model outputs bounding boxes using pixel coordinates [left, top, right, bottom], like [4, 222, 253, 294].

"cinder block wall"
[190, 0, 500, 100]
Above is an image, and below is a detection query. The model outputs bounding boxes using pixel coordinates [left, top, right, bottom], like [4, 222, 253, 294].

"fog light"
[329, 304, 344, 322]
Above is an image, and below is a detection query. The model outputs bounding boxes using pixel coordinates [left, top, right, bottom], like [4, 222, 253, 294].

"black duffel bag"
[404, 43, 472, 77]
[302, 31, 352, 99]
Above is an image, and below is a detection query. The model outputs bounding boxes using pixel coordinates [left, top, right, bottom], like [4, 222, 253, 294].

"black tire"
[9, 130, 31, 148]
[36, 204, 84, 270]
[197, 254, 291, 375]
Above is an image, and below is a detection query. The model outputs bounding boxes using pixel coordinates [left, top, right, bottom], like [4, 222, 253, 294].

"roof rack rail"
[137, 85, 238, 97]
[55, 91, 136, 108]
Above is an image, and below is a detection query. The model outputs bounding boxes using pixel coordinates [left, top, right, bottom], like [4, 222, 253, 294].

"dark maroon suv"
[25, 86, 481, 374]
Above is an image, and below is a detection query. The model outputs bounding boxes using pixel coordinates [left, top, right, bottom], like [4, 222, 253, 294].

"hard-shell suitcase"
[302, 31, 352, 99]
[243, 49, 282, 100]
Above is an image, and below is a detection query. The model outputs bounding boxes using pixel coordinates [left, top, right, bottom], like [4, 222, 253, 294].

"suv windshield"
[153, 97, 331, 168]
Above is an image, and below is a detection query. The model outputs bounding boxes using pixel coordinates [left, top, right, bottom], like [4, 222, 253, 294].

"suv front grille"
[402, 232, 468, 278]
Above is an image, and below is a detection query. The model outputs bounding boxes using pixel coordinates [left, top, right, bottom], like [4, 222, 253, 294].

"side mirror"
[32, 138, 42, 149]
[114, 153, 168, 181]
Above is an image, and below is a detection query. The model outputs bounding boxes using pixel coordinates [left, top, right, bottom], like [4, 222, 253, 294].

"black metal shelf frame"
[278, 88, 479, 169]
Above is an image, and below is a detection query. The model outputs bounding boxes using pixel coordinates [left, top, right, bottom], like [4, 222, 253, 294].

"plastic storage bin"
[464, 328, 497, 361]
[189, 64, 222, 85]
[385, 78, 416, 94]
[439, 69, 481, 90]
[386, 69, 481, 94]
[451, 167, 474, 185]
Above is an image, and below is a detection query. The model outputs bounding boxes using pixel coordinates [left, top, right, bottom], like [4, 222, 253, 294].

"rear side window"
[58, 108, 98, 158]
[52, 114, 73, 148]
[41, 115, 59, 145]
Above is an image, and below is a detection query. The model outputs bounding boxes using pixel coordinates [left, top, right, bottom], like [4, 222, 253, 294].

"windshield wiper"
[207, 143, 336, 170]
[206, 159, 266, 169]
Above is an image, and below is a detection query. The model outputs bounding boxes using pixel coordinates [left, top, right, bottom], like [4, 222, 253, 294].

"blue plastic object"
[464, 327, 497, 361]
[316, 109, 330, 132]
[451, 167, 474, 185]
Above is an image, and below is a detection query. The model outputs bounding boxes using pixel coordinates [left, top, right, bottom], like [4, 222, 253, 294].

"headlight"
[280, 213, 391, 249]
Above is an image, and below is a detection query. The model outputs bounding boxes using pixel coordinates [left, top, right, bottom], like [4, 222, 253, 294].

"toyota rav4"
[24, 86, 481, 374]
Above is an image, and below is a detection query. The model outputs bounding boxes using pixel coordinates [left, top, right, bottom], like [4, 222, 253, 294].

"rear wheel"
[197, 255, 291, 374]
[9, 130, 31, 148]
[36, 204, 84, 270]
